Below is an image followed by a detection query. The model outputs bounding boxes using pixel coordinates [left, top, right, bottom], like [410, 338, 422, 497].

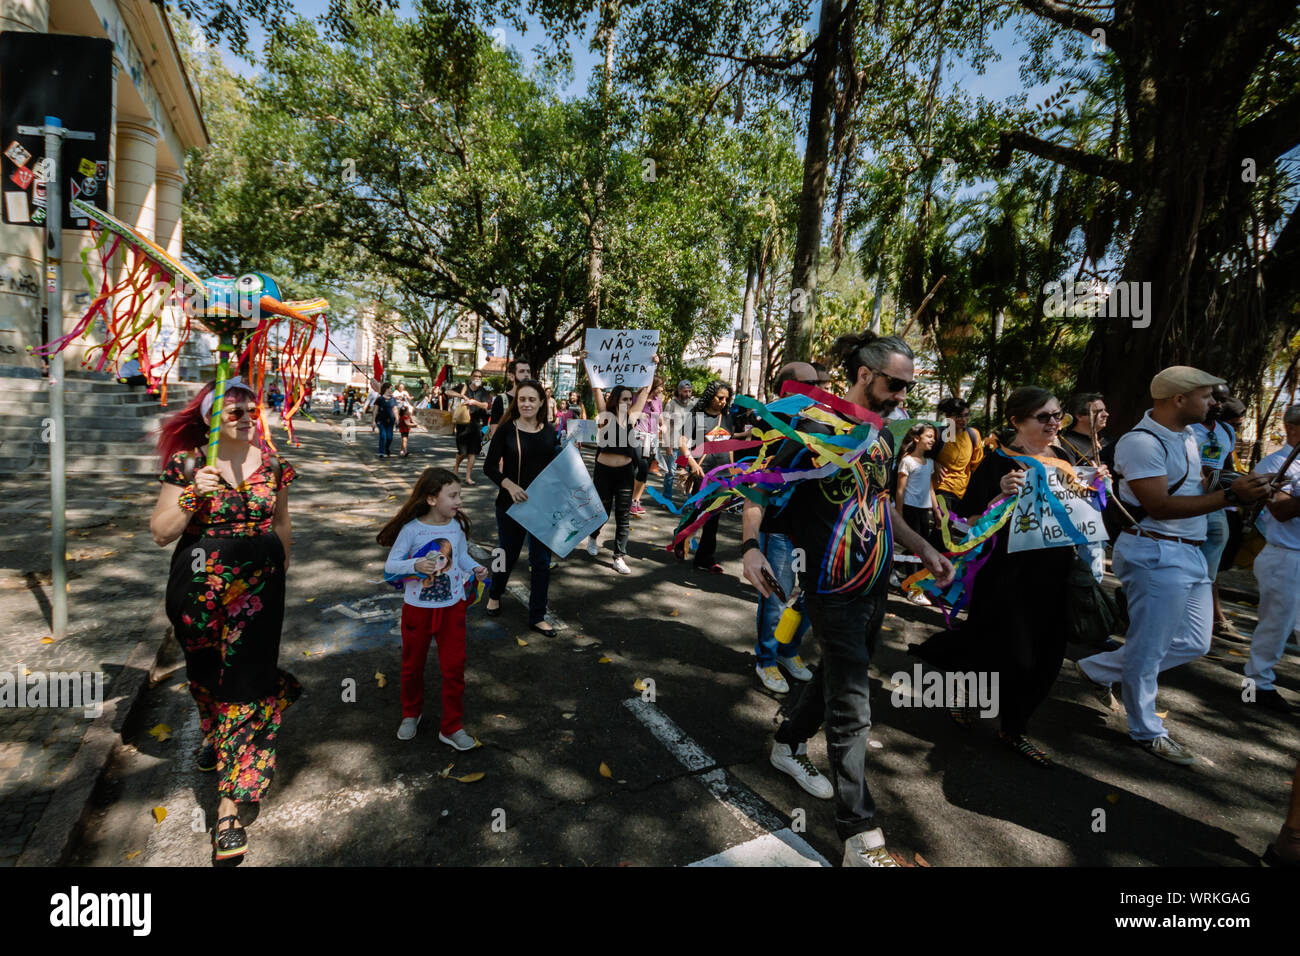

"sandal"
[695, 562, 724, 574]
[530, 622, 556, 637]
[213, 814, 247, 860]
[1001, 733, 1055, 768]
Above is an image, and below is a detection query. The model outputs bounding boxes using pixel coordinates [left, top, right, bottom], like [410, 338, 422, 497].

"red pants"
[399, 601, 467, 734]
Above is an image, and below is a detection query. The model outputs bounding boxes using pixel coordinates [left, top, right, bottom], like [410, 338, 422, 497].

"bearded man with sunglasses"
[1074, 367, 1272, 766]
[742, 332, 954, 866]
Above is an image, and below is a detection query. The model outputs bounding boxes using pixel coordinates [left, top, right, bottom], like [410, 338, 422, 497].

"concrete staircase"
[0, 368, 203, 477]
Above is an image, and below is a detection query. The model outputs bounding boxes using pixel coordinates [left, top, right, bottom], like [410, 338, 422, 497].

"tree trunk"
[784, 0, 841, 364]
[737, 246, 759, 395]
[582, 0, 619, 332]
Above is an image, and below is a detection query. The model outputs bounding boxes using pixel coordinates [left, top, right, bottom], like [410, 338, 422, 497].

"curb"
[16, 599, 173, 867]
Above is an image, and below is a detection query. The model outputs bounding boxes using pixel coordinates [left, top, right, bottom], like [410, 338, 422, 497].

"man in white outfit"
[1246, 405, 1300, 714]
[1075, 367, 1271, 765]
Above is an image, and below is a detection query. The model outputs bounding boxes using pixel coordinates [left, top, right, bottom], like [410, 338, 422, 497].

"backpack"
[1101, 427, 1189, 541]
[928, 425, 979, 462]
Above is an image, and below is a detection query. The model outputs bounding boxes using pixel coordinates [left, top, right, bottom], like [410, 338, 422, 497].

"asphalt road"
[69, 413, 1300, 866]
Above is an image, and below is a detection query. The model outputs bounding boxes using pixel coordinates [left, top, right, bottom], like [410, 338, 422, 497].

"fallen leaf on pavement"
[40, 637, 54, 644]
[1155, 710, 1168, 718]
[1226, 649, 1247, 657]
[516, 637, 528, 647]
[1106, 793, 1120, 804]
[451, 772, 485, 783]
[303, 650, 312, 656]
[913, 853, 931, 867]
[598, 656, 612, 664]
[305, 597, 315, 603]
[633, 679, 647, 692]
[147, 723, 172, 742]
[151, 807, 167, 825]
[439, 762, 455, 779]
[669, 609, 679, 617]
[125, 850, 142, 861]
[599, 761, 613, 778]
[375, 672, 386, 688]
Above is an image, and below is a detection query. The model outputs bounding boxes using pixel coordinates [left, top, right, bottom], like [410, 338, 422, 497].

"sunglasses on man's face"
[1034, 410, 1065, 424]
[869, 368, 916, 393]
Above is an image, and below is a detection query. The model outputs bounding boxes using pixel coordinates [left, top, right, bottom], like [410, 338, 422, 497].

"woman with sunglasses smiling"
[150, 377, 300, 861]
[911, 386, 1076, 769]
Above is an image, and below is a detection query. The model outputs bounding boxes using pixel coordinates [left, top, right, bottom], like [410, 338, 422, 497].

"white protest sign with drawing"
[1007, 465, 1107, 553]
[583, 328, 660, 389]
[563, 418, 598, 444]
[507, 442, 608, 557]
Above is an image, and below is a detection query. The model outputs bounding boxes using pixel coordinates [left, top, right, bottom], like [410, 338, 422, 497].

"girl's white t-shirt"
[384, 517, 482, 608]
[898, 455, 934, 508]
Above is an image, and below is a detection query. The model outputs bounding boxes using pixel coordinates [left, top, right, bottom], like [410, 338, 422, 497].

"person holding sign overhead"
[577, 350, 661, 574]
[482, 380, 561, 635]
[911, 387, 1090, 768]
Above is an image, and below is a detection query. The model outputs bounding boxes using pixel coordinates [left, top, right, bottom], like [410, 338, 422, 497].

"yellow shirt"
[934, 428, 984, 499]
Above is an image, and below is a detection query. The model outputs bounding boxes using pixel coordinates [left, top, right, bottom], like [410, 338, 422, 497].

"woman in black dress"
[911, 387, 1075, 768]
[451, 370, 493, 484]
[150, 378, 298, 860]
[482, 380, 561, 635]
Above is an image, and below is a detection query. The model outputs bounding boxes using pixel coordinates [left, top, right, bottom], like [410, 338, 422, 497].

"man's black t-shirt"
[761, 415, 897, 596]
[461, 385, 492, 425]
[488, 392, 511, 425]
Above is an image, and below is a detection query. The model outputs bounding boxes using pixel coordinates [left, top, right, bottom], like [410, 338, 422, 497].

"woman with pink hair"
[149, 377, 299, 863]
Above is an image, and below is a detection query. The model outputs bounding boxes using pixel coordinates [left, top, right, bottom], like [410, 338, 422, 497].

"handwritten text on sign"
[584, 328, 659, 389]
[1007, 465, 1107, 553]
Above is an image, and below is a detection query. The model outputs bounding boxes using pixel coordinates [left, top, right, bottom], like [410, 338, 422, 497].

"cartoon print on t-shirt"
[415, 538, 454, 603]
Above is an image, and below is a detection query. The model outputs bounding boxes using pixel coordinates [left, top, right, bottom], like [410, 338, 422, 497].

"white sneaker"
[587, 537, 600, 556]
[1138, 734, 1196, 766]
[770, 741, 833, 799]
[396, 715, 420, 740]
[907, 591, 932, 606]
[777, 655, 813, 682]
[439, 728, 481, 751]
[842, 827, 899, 867]
[612, 555, 631, 574]
[756, 664, 790, 694]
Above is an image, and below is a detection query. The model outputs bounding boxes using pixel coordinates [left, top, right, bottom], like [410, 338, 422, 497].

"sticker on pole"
[4, 140, 31, 167]
[8, 166, 32, 190]
[77, 157, 96, 177]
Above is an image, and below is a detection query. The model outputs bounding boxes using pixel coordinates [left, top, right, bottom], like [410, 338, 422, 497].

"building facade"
[0, 0, 208, 370]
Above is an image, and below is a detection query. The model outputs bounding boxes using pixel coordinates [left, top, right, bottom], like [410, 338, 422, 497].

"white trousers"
[1248, 543, 1300, 691]
[1079, 534, 1211, 741]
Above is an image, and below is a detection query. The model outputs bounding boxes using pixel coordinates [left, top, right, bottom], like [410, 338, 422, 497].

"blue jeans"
[491, 507, 552, 626]
[376, 420, 394, 455]
[755, 532, 809, 666]
[657, 441, 676, 499]
[775, 584, 889, 840]
[1200, 509, 1229, 583]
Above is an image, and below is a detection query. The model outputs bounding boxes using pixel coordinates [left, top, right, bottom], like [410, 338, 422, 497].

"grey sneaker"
[770, 741, 833, 799]
[439, 728, 481, 751]
[396, 715, 421, 741]
[587, 537, 600, 556]
[756, 664, 790, 694]
[1138, 735, 1196, 766]
[842, 827, 899, 867]
[1074, 659, 1120, 712]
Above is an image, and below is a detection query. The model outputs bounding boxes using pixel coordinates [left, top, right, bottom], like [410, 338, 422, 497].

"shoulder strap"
[514, 423, 522, 485]
[1127, 426, 1190, 493]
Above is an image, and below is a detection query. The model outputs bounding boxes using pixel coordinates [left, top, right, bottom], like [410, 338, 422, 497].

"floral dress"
[160, 448, 301, 802]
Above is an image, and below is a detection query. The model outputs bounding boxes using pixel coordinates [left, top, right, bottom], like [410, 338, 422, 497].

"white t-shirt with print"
[384, 517, 483, 608]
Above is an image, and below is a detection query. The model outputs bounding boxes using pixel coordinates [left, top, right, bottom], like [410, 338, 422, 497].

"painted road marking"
[622, 697, 830, 867]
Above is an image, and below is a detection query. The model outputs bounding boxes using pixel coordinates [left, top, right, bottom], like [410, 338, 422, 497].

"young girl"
[396, 402, 415, 457]
[378, 468, 488, 750]
[895, 423, 938, 606]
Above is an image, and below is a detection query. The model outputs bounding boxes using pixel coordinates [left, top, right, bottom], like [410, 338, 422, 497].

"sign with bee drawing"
[1007, 464, 1106, 553]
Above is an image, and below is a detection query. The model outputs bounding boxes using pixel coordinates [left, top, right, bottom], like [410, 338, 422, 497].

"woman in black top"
[482, 380, 560, 635]
[373, 382, 397, 458]
[451, 369, 493, 484]
[676, 380, 735, 573]
[910, 386, 1075, 768]
[584, 366, 658, 575]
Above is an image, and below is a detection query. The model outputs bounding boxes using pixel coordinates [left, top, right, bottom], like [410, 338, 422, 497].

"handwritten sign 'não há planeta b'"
[584, 328, 659, 389]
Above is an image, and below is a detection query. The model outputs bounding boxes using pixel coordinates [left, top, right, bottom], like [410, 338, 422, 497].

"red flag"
[433, 364, 449, 388]
[373, 352, 384, 382]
